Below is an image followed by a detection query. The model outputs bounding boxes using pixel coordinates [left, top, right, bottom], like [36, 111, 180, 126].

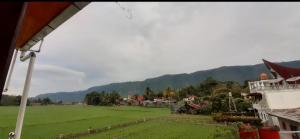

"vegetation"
[143, 87, 156, 100]
[0, 76, 253, 138]
[212, 113, 262, 126]
[84, 91, 121, 106]
[0, 106, 238, 139]
[176, 77, 249, 100]
[30, 97, 54, 105]
[176, 77, 251, 114]
[82, 115, 238, 139]
[0, 106, 169, 139]
[1, 95, 29, 106]
[83, 77, 251, 116]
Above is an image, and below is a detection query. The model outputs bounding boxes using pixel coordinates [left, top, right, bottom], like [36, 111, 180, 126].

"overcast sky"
[5, 2, 300, 97]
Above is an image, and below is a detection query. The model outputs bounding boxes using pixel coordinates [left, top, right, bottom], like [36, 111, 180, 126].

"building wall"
[253, 89, 300, 124]
[278, 118, 300, 139]
[264, 89, 300, 110]
[268, 116, 280, 127]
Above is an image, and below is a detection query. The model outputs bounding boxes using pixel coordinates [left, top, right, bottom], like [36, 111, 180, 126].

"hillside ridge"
[35, 60, 300, 102]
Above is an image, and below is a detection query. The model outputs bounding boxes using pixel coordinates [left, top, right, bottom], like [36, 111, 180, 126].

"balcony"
[248, 79, 300, 93]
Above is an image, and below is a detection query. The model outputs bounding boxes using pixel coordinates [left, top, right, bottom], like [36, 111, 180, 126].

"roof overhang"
[0, 2, 90, 99]
[286, 76, 300, 82]
[16, 2, 90, 51]
[263, 59, 300, 80]
[268, 108, 300, 124]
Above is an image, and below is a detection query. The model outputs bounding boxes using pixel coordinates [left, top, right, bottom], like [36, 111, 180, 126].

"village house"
[248, 59, 300, 139]
[183, 95, 197, 102]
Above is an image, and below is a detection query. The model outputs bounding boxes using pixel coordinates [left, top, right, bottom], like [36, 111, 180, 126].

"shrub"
[212, 113, 262, 126]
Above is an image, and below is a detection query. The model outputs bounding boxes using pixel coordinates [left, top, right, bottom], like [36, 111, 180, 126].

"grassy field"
[82, 115, 237, 139]
[0, 106, 237, 139]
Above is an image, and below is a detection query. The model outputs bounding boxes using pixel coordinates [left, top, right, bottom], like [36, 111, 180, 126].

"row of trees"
[31, 97, 53, 105]
[85, 91, 121, 106]
[139, 77, 249, 101]
[0, 95, 53, 106]
[0, 95, 22, 106]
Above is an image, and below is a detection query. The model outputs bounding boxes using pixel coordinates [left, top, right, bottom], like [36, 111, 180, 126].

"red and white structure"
[248, 59, 300, 139]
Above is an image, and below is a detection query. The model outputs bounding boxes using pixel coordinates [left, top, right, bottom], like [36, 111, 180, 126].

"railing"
[252, 104, 261, 109]
[249, 80, 300, 93]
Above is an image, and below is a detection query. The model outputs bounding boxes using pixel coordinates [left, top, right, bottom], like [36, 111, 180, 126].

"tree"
[197, 77, 218, 96]
[109, 91, 121, 105]
[243, 80, 250, 88]
[143, 87, 155, 100]
[211, 93, 229, 112]
[156, 91, 163, 98]
[85, 91, 99, 105]
[41, 97, 52, 105]
[235, 98, 252, 112]
[163, 87, 172, 99]
[225, 81, 234, 89]
[85, 91, 122, 106]
[14, 96, 21, 105]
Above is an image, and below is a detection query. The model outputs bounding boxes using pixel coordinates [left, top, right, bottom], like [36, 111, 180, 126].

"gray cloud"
[5, 2, 300, 96]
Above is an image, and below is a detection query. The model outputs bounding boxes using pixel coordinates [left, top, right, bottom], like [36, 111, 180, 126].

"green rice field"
[0, 106, 237, 139]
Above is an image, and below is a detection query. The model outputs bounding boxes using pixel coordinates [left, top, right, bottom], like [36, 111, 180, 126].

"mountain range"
[35, 60, 300, 102]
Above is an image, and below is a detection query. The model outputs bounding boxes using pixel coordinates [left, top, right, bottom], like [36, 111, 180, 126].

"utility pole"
[228, 92, 237, 112]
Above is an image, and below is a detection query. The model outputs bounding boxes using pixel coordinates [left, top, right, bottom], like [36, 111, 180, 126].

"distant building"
[248, 59, 300, 139]
[183, 95, 197, 102]
[137, 96, 144, 102]
[154, 98, 163, 103]
[143, 100, 154, 106]
[137, 96, 144, 104]
[127, 95, 132, 100]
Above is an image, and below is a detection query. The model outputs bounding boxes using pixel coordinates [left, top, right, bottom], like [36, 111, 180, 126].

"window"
[282, 121, 286, 130]
[290, 125, 299, 139]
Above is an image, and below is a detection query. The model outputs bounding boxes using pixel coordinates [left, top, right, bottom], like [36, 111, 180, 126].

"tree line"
[83, 77, 252, 114]
[0, 95, 54, 106]
[84, 91, 121, 106]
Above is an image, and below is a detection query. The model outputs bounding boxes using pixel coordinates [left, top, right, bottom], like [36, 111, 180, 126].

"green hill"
[35, 60, 300, 102]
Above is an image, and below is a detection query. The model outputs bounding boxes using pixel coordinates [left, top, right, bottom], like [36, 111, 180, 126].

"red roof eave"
[263, 59, 300, 80]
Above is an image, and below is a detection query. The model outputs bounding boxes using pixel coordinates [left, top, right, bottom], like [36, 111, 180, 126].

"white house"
[248, 59, 300, 139]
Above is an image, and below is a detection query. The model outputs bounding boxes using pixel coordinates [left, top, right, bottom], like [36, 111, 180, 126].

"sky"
[5, 2, 300, 97]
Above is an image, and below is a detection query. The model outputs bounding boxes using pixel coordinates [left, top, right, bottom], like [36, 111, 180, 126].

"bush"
[212, 113, 262, 126]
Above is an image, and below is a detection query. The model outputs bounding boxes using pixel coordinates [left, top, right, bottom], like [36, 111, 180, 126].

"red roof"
[137, 96, 144, 101]
[263, 59, 300, 80]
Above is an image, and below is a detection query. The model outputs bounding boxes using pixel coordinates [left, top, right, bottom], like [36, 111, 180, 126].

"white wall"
[265, 89, 300, 110]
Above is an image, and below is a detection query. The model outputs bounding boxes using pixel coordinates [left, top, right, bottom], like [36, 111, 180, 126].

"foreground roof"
[16, 2, 90, 51]
[0, 2, 89, 99]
